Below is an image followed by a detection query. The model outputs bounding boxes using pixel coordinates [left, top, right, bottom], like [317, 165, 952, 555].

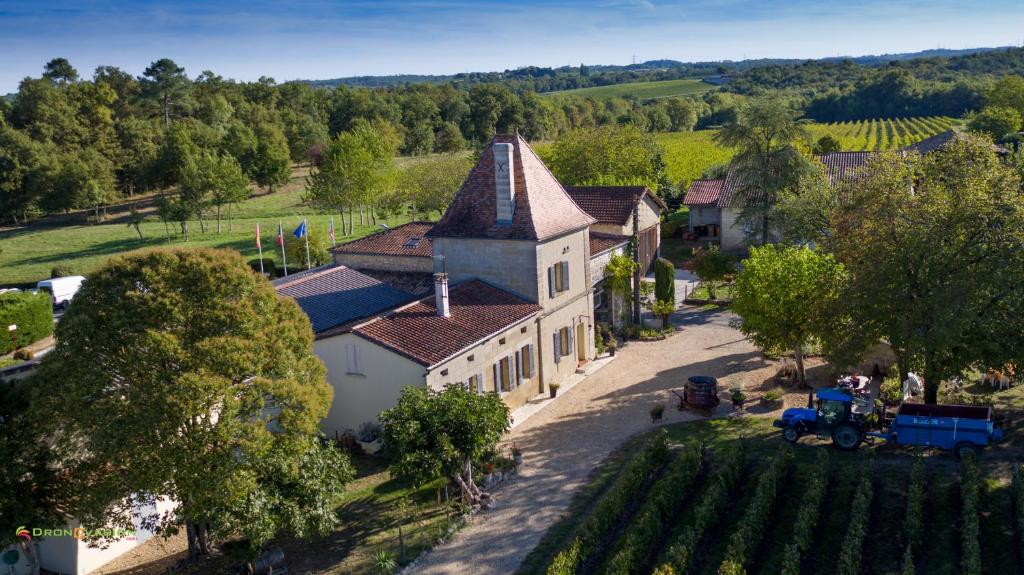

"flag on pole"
[329, 216, 336, 247]
[255, 223, 264, 274]
[278, 221, 288, 276]
[294, 219, 311, 269]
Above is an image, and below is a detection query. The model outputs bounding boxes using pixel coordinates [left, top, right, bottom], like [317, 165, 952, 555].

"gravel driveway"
[408, 306, 770, 575]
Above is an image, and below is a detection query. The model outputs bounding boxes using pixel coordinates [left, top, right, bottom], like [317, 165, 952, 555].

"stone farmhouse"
[683, 129, 974, 252]
[276, 134, 664, 437]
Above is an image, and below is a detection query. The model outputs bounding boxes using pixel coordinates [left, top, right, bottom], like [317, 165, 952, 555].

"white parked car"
[36, 275, 86, 309]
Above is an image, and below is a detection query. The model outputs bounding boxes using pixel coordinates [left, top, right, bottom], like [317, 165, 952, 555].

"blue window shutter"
[548, 266, 556, 298]
[476, 372, 484, 394]
[493, 363, 500, 392]
[514, 351, 522, 385]
[567, 325, 575, 355]
[527, 344, 535, 376]
[510, 353, 518, 387]
[561, 261, 570, 291]
[553, 332, 561, 363]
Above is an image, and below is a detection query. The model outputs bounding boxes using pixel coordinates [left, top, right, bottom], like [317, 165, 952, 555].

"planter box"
[761, 397, 784, 410]
[642, 318, 663, 329]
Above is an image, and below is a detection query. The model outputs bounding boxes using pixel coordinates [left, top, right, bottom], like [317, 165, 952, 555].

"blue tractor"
[773, 388, 870, 450]
[774, 387, 1004, 457]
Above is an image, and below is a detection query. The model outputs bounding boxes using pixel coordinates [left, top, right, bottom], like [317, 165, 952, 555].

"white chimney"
[493, 142, 515, 225]
[434, 272, 451, 317]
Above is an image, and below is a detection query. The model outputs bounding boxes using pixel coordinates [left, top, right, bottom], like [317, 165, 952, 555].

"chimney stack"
[434, 272, 451, 317]
[493, 142, 515, 225]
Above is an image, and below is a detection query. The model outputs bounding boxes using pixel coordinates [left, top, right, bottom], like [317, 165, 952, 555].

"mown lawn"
[0, 167, 420, 286]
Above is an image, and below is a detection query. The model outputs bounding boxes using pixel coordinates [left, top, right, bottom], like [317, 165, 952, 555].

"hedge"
[654, 258, 675, 305]
[0, 291, 53, 355]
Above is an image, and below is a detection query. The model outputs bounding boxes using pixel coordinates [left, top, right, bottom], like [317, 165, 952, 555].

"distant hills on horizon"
[305, 46, 1018, 88]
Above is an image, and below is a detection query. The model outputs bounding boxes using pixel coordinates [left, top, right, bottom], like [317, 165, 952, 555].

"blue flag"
[293, 221, 307, 239]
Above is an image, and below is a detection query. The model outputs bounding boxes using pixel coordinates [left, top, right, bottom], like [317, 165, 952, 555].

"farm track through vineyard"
[534, 430, 1023, 575]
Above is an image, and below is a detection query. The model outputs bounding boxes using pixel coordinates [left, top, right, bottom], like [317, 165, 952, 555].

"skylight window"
[402, 237, 422, 248]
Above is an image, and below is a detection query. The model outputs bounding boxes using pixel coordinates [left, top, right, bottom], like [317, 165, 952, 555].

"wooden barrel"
[686, 376, 719, 410]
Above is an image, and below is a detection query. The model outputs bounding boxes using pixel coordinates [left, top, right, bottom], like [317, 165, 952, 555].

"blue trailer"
[773, 387, 1004, 458]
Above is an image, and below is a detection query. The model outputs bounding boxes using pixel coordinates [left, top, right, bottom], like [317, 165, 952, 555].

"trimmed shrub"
[248, 258, 277, 276]
[50, 264, 75, 278]
[0, 291, 53, 355]
[654, 258, 675, 304]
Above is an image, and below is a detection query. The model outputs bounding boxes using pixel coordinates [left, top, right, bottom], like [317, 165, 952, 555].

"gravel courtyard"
[409, 306, 783, 575]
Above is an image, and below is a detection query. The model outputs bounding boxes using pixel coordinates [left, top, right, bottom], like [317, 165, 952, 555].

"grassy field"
[0, 168, 419, 286]
[547, 78, 713, 100]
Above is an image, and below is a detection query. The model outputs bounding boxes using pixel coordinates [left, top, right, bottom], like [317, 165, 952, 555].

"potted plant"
[607, 337, 618, 357]
[650, 404, 665, 423]
[549, 382, 561, 398]
[511, 444, 522, 466]
[761, 387, 784, 409]
[730, 387, 746, 409]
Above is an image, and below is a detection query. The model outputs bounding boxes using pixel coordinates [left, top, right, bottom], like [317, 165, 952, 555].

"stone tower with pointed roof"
[427, 134, 598, 391]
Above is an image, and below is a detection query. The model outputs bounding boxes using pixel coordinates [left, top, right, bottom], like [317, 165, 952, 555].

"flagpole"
[256, 222, 264, 274]
[279, 221, 288, 277]
[304, 218, 311, 270]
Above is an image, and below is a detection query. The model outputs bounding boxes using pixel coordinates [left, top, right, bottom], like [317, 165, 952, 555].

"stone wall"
[433, 237, 540, 302]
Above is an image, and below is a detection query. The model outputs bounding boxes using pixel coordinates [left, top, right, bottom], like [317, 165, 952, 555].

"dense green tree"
[29, 248, 353, 558]
[222, 120, 258, 175]
[828, 137, 1024, 403]
[41, 147, 118, 220]
[466, 84, 523, 142]
[715, 97, 814, 245]
[986, 75, 1024, 118]
[547, 125, 665, 189]
[0, 126, 47, 223]
[181, 151, 250, 233]
[433, 122, 466, 152]
[813, 135, 842, 154]
[968, 106, 1023, 142]
[732, 245, 845, 385]
[42, 57, 79, 84]
[689, 245, 735, 300]
[664, 98, 699, 132]
[379, 384, 511, 507]
[150, 121, 201, 189]
[398, 153, 474, 218]
[141, 58, 192, 129]
[252, 121, 291, 192]
[304, 121, 397, 232]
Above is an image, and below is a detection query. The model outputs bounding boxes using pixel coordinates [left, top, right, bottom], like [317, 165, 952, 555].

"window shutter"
[567, 325, 575, 355]
[548, 266, 556, 298]
[561, 261, 570, 291]
[510, 353, 519, 387]
[515, 350, 522, 385]
[527, 344, 535, 377]
[476, 372, 485, 394]
[553, 332, 561, 363]
[493, 363, 500, 393]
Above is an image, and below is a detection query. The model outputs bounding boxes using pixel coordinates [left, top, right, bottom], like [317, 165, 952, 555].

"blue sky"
[2, 0, 1023, 92]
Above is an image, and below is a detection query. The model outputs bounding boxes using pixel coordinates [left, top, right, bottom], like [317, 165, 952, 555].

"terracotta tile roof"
[715, 168, 758, 208]
[273, 264, 415, 334]
[331, 222, 434, 258]
[816, 152, 874, 185]
[590, 232, 630, 256]
[427, 134, 595, 241]
[565, 186, 667, 226]
[684, 179, 723, 206]
[353, 280, 542, 367]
